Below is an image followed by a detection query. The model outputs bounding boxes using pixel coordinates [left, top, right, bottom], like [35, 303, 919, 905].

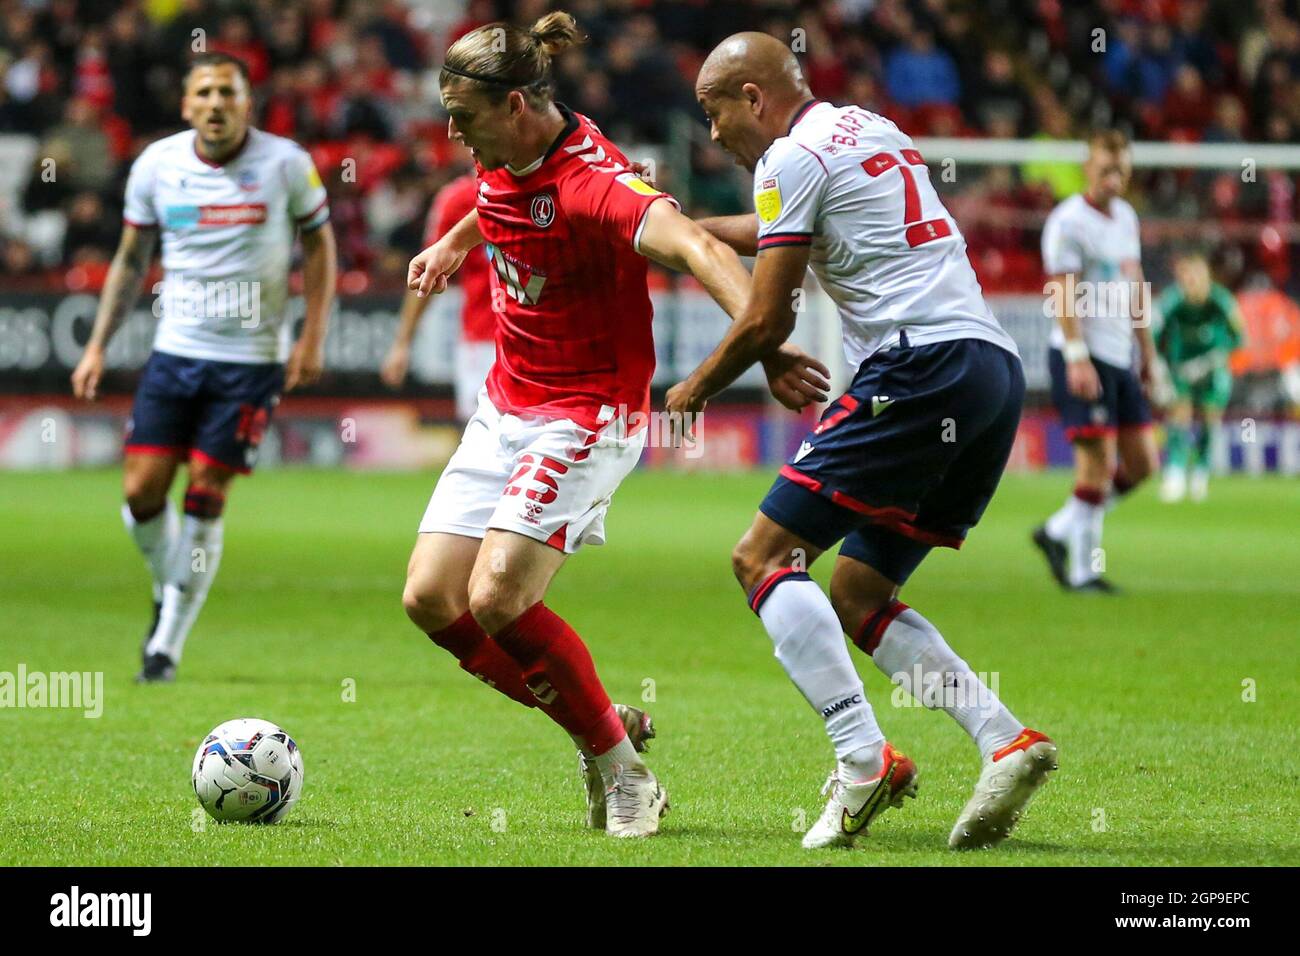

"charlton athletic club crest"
[530, 193, 555, 228]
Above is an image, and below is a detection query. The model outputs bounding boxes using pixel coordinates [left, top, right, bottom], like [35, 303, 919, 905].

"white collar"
[507, 152, 546, 177]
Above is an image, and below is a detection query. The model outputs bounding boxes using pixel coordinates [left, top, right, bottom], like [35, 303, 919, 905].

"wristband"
[1063, 339, 1090, 363]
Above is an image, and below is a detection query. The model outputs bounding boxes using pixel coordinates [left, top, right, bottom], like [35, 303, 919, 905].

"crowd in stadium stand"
[0, 0, 1297, 294]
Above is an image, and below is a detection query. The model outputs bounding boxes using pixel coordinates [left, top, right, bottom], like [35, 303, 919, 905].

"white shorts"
[454, 340, 495, 423]
[418, 390, 646, 553]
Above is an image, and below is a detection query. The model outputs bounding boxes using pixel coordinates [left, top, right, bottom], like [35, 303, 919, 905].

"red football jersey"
[475, 108, 676, 431]
[424, 172, 494, 343]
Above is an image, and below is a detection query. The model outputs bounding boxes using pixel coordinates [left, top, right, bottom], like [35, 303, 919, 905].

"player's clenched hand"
[407, 240, 467, 298]
[762, 343, 830, 410]
[1065, 358, 1101, 401]
[665, 379, 707, 420]
[71, 345, 105, 402]
[285, 338, 324, 392]
[380, 342, 410, 388]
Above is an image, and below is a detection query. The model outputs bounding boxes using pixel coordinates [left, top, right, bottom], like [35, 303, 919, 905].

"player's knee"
[401, 579, 462, 634]
[467, 575, 529, 635]
[123, 473, 168, 520]
[730, 537, 768, 592]
[188, 459, 236, 495]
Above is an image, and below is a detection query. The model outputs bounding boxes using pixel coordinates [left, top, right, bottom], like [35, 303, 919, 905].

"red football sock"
[426, 611, 536, 709]
[492, 603, 626, 755]
[1073, 483, 1105, 506]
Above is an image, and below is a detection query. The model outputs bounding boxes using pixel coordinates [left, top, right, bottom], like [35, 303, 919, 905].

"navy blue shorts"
[125, 351, 283, 474]
[760, 337, 1025, 585]
[1048, 347, 1151, 441]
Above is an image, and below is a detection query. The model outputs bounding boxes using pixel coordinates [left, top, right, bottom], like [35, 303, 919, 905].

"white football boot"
[1159, 467, 1186, 503]
[1189, 468, 1210, 502]
[580, 704, 656, 829]
[802, 743, 919, 849]
[949, 728, 1058, 849]
[604, 765, 669, 838]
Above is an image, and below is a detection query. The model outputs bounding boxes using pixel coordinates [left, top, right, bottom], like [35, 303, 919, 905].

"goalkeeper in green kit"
[1156, 251, 1245, 502]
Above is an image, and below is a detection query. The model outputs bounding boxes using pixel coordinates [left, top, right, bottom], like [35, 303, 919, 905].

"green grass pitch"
[2, 467, 1297, 866]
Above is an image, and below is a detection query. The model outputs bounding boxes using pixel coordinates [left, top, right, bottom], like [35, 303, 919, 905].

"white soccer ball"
[192, 718, 304, 824]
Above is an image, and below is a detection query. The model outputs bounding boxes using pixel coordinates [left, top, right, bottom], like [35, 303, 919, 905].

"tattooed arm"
[71, 224, 159, 401]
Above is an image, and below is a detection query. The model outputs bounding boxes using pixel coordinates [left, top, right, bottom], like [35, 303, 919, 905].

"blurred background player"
[380, 151, 494, 421]
[674, 32, 1055, 851]
[69, 53, 337, 682]
[403, 13, 824, 837]
[1156, 250, 1245, 502]
[1033, 130, 1158, 594]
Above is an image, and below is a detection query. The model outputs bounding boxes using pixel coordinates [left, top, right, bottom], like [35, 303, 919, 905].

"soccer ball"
[192, 718, 304, 824]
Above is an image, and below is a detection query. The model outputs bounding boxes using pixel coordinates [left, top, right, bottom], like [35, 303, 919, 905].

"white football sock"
[593, 734, 644, 782]
[1068, 497, 1105, 585]
[122, 500, 178, 602]
[1043, 495, 1077, 541]
[838, 744, 885, 784]
[147, 514, 223, 663]
[870, 605, 1022, 760]
[756, 574, 885, 764]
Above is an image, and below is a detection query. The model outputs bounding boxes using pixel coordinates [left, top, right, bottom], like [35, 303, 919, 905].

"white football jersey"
[1041, 193, 1141, 369]
[753, 101, 1017, 369]
[123, 127, 330, 364]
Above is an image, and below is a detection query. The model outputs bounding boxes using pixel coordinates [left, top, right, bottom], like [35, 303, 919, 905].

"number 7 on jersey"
[861, 149, 953, 249]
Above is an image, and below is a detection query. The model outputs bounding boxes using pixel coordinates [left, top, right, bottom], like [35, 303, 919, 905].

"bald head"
[694, 32, 815, 172]
[697, 32, 810, 101]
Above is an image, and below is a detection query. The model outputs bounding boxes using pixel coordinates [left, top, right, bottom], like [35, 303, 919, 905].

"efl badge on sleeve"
[755, 177, 782, 223]
[616, 172, 661, 197]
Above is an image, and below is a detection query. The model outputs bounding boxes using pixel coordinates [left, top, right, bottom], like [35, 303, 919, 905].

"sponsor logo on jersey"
[165, 203, 268, 228]
[529, 193, 555, 227]
[486, 244, 547, 305]
[200, 204, 268, 226]
[872, 395, 894, 417]
[755, 179, 782, 223]
[793, 440, 815, 463]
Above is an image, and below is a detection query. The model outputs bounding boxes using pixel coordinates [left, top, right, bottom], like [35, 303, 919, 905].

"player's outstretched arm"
[639, 201, 829, 412]
[287, 222, 338, 392]
[637, 200, 752, 321]
[408, 210, 482, 299]
[71, 223, 158, 402]
[695, 214, 760, 257]
[665, 243, 828, 415]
